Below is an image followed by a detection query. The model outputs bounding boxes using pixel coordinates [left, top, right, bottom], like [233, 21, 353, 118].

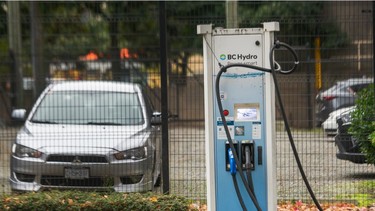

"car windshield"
[31, 90, 144, 125]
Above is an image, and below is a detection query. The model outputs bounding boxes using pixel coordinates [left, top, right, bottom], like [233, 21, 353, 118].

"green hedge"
[0, 191, 194, 211]
[349, 84, 375, 164]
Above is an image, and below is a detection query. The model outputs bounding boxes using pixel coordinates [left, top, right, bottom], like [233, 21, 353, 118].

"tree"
[41, 2, 110, 59]
[2, 1, 350, 81]
[238, 2, 348, 48]
[166, 2, 225, 78]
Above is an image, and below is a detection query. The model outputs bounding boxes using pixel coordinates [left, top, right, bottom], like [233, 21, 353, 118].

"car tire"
[154, 174, 161, 187]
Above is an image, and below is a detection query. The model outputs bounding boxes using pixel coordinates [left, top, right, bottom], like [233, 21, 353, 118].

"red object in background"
[79, 51, 98, 61]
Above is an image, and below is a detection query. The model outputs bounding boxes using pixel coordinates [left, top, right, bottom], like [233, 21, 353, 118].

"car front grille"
[41, 175, 113, 187]
[46, 155, 108, 163]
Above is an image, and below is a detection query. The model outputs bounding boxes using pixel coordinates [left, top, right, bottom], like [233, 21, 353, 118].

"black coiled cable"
[269, 41, 323, 211]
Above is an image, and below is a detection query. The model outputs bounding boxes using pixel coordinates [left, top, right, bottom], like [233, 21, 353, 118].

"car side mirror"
[151, 111, 162, 125]
[11, 109, 27, 121]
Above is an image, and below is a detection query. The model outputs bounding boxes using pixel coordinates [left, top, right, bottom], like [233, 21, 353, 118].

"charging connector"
[226, 141, 238, 172]
[241, 140, 255, 171]
[228, 148, 237, 175]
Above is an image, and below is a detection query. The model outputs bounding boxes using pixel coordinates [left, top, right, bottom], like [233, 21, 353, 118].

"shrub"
[0, 191, 193, 211]
[349, 84, 375, 164]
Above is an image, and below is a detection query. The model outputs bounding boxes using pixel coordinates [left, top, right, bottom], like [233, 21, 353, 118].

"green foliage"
[4, 2, 350, 60]
[357, 180, 375, 193]
[336, 181, 375, 207]
[238, 2, 348, 48]
[1, 1, 351, 77]
[337, 193, 375, 207]
[240, 2, 323, 25]
[41, 2, 110, 58]
[356, 181, 375, 206]
[166, 2, 225, 50]
[349, 84, 375, 164]
[353, 194, 375, 207]
[120, 2, 159, 59]
[0, 191, 193, 211]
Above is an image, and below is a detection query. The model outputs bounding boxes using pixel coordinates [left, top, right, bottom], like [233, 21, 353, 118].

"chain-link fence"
[1, 1, 374, 204]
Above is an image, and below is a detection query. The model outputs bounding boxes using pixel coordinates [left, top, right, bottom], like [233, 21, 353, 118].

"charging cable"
[269, 41, 323, 211]
[244, 145, 255, 195]
[228, 148, 247, 211]
[215, 41, 323, 211]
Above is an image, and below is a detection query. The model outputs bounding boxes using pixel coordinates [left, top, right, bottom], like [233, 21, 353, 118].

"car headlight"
[114, 147, 147, 160]
[12, 144, 42, 158]
[340, 113, 351, 124]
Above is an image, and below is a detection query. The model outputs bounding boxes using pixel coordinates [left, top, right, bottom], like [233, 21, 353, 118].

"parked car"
[315, 77, 373, 127]
[321, 106, 355, 136]
[334, 108, 366, 164]
[10, 81, 161, 192]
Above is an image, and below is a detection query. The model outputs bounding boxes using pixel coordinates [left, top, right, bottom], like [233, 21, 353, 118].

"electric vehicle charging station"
[197, 22, 280, 211]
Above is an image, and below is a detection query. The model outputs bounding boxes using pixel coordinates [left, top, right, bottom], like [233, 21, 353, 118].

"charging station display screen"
[237, 108, 257, 120]
[234, 103, 260, 121]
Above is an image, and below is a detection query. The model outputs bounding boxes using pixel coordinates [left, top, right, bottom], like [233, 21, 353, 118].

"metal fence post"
[159, 1, 170, 194]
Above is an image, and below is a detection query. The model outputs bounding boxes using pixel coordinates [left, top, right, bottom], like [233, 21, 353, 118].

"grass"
[336, 180, 375, 207]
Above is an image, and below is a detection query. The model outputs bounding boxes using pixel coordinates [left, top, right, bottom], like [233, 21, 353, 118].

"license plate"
[65, 168, 89, 179]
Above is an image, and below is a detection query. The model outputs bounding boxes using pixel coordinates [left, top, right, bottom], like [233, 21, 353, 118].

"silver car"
[10, 81, 161, 192]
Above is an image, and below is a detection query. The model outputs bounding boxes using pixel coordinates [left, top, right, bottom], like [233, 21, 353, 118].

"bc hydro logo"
[219, 53, 258, 61]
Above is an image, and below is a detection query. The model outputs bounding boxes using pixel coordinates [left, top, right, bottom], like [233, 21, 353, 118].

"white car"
[10, 81, 161, 192]
[322, 106, 355, 136]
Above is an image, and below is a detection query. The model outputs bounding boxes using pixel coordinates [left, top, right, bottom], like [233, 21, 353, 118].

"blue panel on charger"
[214, 72, 268, 211]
